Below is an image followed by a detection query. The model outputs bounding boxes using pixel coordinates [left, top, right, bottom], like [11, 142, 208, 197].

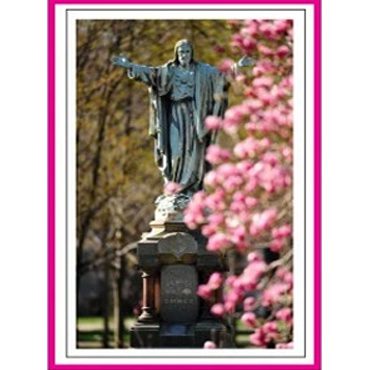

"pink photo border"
[47, 0, 321, 368]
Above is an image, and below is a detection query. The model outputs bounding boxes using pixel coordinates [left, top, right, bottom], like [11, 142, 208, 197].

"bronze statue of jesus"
[113, 39, 251, 220]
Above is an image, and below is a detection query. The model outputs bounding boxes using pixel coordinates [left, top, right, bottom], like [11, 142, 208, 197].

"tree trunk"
[113, 254, 126, 348]
[102, 256, 110, 348]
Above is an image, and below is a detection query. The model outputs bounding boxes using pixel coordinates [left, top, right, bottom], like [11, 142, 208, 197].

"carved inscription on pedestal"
[160, 265, 199, 323]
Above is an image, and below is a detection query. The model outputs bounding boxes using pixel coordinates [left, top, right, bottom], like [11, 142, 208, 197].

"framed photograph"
[48, 0, 321, 369]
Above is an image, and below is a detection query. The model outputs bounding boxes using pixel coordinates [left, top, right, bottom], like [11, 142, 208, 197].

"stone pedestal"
[130, 220, 234, 348]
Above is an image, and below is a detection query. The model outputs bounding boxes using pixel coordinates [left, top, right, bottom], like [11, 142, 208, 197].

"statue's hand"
[237, 55, 255, 68]
[111, 55, 132, 68]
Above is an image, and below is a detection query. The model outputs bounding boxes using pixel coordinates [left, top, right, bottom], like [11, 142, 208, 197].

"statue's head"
[174, 39, 194, 67]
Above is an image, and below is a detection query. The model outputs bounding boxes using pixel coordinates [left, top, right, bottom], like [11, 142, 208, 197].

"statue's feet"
[154, 193, 191, 222]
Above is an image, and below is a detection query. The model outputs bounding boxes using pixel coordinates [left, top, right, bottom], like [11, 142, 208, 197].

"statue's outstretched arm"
[112, 55, 158, 86]
[232, 55, 255, 75]
[112, 55, 133, 69]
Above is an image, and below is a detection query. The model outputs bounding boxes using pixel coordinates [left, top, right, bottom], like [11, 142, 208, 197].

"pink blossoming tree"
[185, 19, 293, 348]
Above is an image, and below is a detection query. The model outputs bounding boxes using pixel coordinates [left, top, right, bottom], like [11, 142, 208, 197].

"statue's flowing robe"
[128, 61, 228, 194]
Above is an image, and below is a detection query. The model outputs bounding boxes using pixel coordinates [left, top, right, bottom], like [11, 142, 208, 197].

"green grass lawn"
[77, 316, 136, 348]
[77, 316, 249, 348]
[234, 318, 254, 348]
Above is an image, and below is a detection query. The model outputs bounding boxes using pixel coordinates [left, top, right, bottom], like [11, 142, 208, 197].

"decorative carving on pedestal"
[160, 265, 199, 323]
[158, 232, 197, 263]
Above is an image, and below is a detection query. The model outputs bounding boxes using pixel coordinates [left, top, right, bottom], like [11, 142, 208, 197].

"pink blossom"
[284, 173, 292, 187]
[262, 283, 290, 306]
[230, 225, 248, 251]
[204, 170, 219, 188]
[225, 275, 237, 286]
[276, 307, 293, 324]
[276, 266, 290, 279]
[218, 58, 234, 73]
[272, 224, 292, 239]
[235, 239, 250, 253]
[263, 152, 279, 166]
[249, 328, 267, 347]
[231, 276, 244, 291]
[234, 137, 264, 159]
[208, 213, 225, 227]
[287, 27, 293, 40]
[227, 205, 246, 222]
[259, 21, 279, 40]
[235, 74, 246, 84]
[281, 75, 293, 89]
[258, 44, 274, 57]
[242, 37, 257, 52]
[208, 272, 223, 289]
[252, 76, 274, 88]
[253, 59, 276, 76]
[206, 145, 231, 165]
[232, 191, 246, 203]
[269, 238, 285, 252]
[248, 162, 267, 179]
[263, 108, 289, 127]
[204, 341, 217, 349]
[247, 251, 262, 263]
[231, 33, 243, 47]
[274, 19, 291, 33]
[201, 224, 217, 237]
[275, 267, 293, 288]
[205, 116, 223, 130]
[241, 312, 257, 327]
[211, 303, 225, 316]
[256, 88, 278, 106]
[223, 106, 247, 134]
[271, 84, 288, 100]
[262, 321, 279, 341]
[257, 165, 284, 193]
[204, 189, 227, 211]
[236, 160, 253, 174]
[249, 260, 267, 275]
[224, 300, 236, 313]
[239, 27, 249, 36]
[283, 271, 293, 287]
[262, 321, 278, 333]
[197, 284, 213, 300]
[246, 99, 264, 113]
[243, 296, 256, 311]
[183, 215, 197, 230]
[223, 174, 244, 192]
[218, 163, 239, 177]
[249, 208, 278, 236]
[164, 181, 182, 195]
[260, 138, 271, 148]
[240, 260, 267, 290]
[276, 45, 291, 58]
[224, 289, 240, 304]
[245, 196, 258, 208]
[276, 341, 293, 349]
[207, 233, 229, 251]
[243, 20, 259, 36]
[244, 177, 258, 193]
[191, 190, 206, 203]
[184, 191, 206, 229]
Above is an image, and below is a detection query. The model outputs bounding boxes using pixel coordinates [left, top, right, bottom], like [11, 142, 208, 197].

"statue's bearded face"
[177, 44, 192, 67]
